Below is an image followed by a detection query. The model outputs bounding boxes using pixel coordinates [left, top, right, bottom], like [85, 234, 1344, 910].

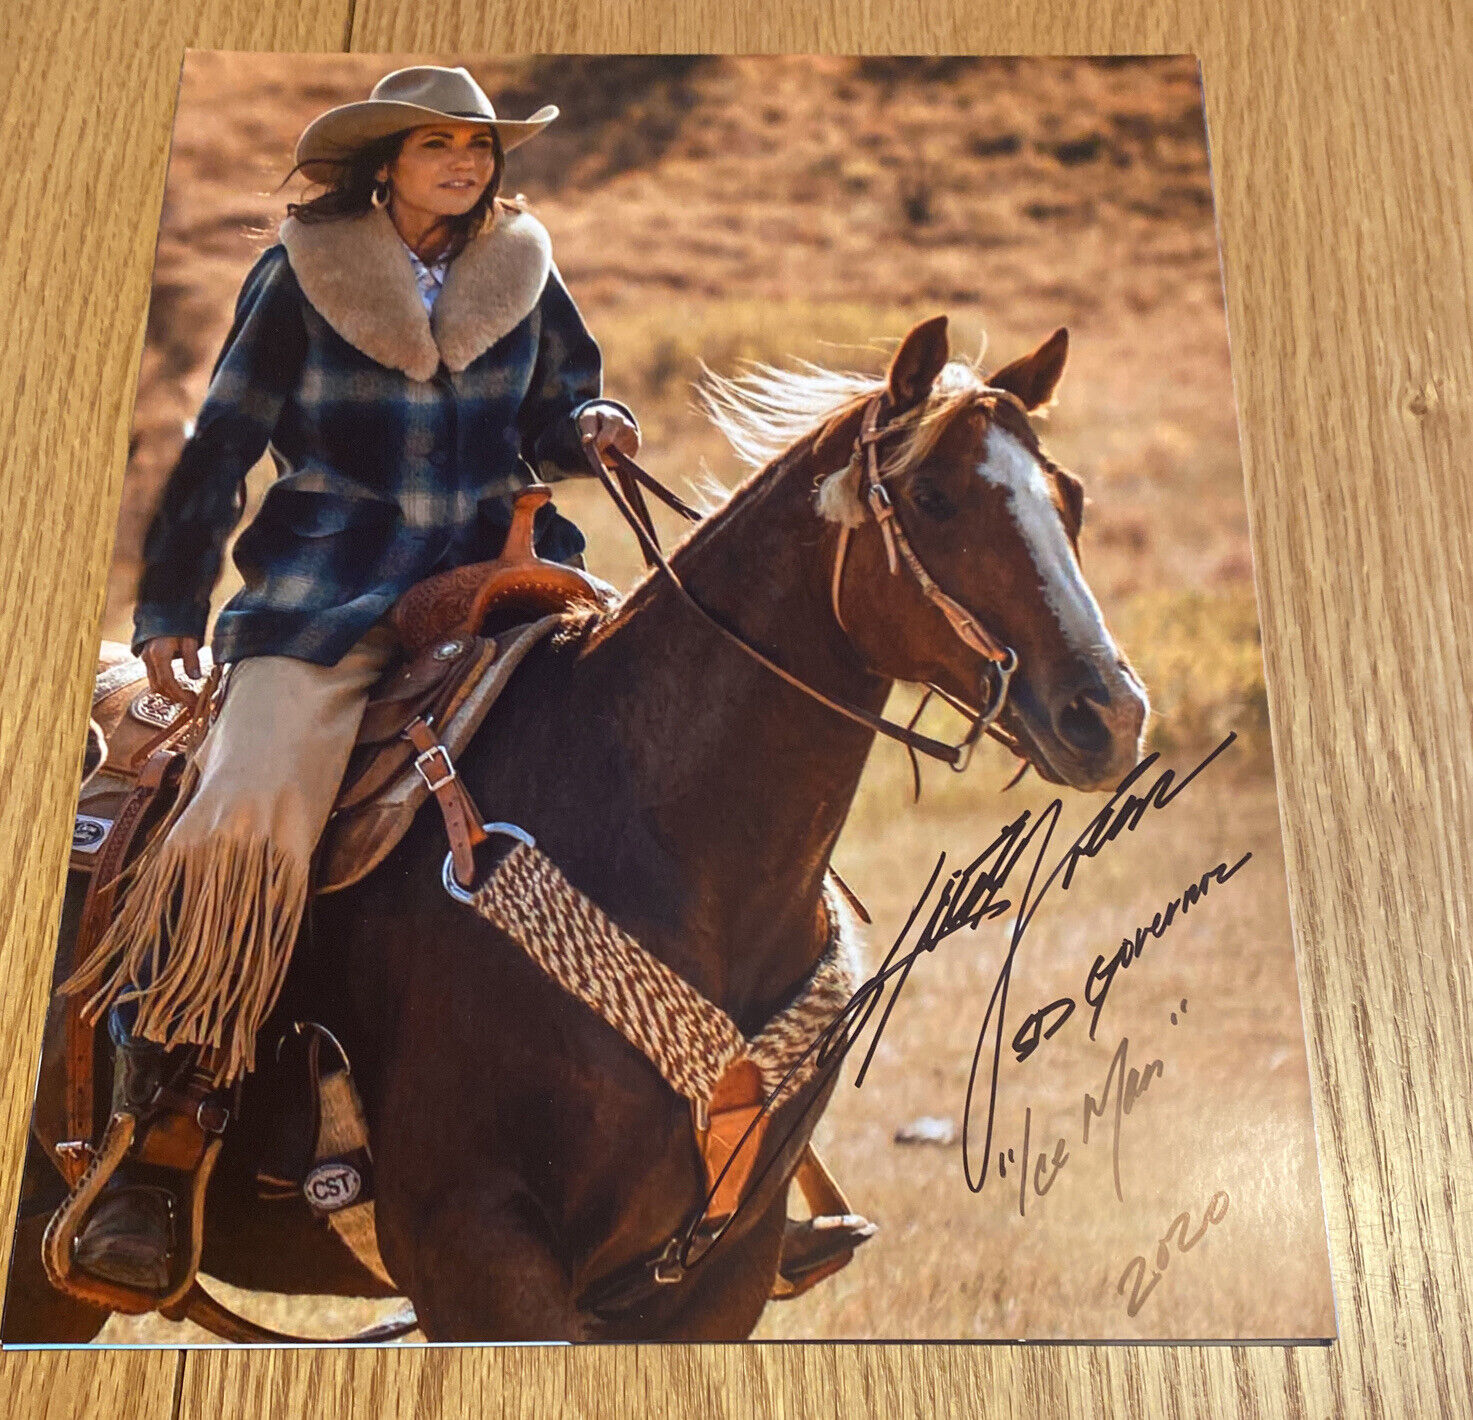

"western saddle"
[55, 488, 608, 1175]
[72, 486, 604, 893]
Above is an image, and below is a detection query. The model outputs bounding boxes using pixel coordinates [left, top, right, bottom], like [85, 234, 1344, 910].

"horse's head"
[813, 316, 1148, 792]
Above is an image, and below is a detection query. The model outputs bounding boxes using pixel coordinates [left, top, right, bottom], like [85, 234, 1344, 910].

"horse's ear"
[988, 327, 1069, 411]
[886, 315, 950, 414]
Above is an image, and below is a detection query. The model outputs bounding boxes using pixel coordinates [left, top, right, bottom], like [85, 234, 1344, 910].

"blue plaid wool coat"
[133, 203, 637, 666]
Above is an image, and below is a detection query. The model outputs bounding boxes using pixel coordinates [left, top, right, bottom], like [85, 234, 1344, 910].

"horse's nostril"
[1056, 693, 1111, 759]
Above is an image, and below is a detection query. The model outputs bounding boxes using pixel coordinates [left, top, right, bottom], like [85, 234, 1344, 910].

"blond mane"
[692, 346, 992, 526]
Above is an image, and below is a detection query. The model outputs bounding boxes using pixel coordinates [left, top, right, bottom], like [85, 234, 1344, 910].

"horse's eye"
[910, 481, 956, 521]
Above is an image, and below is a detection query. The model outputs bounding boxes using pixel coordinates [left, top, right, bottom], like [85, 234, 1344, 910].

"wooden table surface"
[2, 1, 1470, 1414]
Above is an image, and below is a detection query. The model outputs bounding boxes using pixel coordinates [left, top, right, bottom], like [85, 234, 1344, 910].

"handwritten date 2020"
[1117, 1191, 1230, 1317]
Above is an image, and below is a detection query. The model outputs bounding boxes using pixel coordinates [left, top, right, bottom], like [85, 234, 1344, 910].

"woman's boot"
[70, 1040, 229, 1295]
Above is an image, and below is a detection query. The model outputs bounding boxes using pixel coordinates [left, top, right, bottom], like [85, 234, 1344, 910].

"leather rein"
[580, 391, 1019, 772]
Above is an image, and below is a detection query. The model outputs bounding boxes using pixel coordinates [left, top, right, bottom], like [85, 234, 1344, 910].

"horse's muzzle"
[1013, 654, 1149, 792]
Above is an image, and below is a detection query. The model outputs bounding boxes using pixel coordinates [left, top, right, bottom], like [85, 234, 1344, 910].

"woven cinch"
[468, 843, 859, 1111]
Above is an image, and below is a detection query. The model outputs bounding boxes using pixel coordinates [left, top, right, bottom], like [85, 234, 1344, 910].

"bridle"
[579, 388, 1021, 775]
[829, 392, 1017, 774]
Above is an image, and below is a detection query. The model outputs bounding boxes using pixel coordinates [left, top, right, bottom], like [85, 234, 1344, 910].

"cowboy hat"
[295, 66, 558, 184]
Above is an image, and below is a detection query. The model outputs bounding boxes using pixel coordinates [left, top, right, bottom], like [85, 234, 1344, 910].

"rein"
[580, 390, 1018, 771]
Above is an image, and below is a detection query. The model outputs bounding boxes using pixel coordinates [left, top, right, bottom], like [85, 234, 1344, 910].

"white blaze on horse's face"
[973, 419, 1150, 787]
[979, 426, 1114, 659]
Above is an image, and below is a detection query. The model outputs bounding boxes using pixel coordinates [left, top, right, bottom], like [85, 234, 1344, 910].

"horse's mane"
[562, 343, 995, 652]
[692, 347, 992, 525]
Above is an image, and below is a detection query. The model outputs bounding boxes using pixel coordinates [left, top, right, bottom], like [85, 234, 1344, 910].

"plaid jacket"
[133, 204, 636, 666]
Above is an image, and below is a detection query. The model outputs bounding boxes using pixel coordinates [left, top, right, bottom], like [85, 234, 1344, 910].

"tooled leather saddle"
[48, 487, 610, 1176]
[72, 485, 609, 895]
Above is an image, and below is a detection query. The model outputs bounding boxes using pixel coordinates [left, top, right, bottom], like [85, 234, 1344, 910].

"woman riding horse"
[62, 65, 641, 1295]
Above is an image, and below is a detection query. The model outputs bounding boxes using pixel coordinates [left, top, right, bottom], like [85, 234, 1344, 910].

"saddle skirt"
[72, 614, 567, 895]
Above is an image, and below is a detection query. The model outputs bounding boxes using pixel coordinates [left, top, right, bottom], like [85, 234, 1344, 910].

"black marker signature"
[836, 732, 1240, 1192]
[678, 734, 1243, 1267]
[1012, 851, 1253, 1065]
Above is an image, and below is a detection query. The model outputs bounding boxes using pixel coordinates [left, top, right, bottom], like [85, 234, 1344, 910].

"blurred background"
[114, 52, 1265, 766]
[93, 53, 1331, 1342]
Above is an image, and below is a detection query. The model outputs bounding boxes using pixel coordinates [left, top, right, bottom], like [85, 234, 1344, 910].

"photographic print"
[3, 52, 1335, 1345]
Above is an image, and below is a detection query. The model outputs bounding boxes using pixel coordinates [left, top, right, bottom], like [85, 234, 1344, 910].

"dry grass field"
[51, 52, 1330, 1342]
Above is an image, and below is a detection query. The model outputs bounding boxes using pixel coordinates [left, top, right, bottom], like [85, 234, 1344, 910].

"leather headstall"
[830, 392, 1018, 775]
[584, 391, 1018, 773]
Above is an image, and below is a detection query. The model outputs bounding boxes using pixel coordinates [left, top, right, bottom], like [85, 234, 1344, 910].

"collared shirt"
[398, 235, 450, 312]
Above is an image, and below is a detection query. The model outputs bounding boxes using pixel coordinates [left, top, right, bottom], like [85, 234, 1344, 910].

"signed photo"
[3, 52, 1335, 1345]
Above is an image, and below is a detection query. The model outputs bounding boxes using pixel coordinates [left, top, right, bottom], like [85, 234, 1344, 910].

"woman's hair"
[281, 126, 528, 256]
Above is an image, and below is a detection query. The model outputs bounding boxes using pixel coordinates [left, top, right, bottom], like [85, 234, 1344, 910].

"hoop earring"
[371, 181, 390, 209]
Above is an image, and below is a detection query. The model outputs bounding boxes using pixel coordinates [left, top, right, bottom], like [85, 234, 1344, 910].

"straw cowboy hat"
[295, 65, 558, 183]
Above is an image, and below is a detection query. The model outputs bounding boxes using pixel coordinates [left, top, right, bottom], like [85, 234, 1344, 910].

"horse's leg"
[1, 1136, 111, 1343]
[386, 1173, 584, 1343]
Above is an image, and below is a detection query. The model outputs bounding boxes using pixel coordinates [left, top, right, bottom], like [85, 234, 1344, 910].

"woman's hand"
[576, 403, 640, 464]
[140, 636, 203, 705]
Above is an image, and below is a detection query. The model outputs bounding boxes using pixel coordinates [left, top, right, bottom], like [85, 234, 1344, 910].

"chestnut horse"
[6, 315, 1147, 1342]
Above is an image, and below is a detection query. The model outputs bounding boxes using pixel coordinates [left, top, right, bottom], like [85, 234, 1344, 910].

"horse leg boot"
[70, 1041, 229, 1296]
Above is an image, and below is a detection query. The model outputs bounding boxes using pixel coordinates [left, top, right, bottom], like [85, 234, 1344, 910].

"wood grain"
[0, 2, 350, 1415]
[3, 0, 1470, 1415]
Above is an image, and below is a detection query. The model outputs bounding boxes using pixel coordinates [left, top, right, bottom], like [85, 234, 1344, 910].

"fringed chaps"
[62, 625, 400, 1085]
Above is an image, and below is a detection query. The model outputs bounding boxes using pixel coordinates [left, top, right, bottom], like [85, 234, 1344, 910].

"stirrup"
[42, 1108, 224, 1316]
[771, 1212, 878, 1299]
[769, 1142, 877, 1301]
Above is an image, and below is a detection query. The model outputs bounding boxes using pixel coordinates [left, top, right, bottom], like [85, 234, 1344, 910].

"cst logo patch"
[73, 815, 113, 853]
[304, 1162, 362, 1212]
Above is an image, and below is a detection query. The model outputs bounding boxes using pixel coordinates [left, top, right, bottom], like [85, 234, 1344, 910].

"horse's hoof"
[72, 1184, 174, 1294]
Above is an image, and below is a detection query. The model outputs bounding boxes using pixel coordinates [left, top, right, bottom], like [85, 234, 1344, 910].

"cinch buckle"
[413, 743, 457, 793]
[651, 1236, 685, 1286]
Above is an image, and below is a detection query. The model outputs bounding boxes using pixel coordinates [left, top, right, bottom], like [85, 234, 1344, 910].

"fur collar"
[278, 205, 553, 381]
